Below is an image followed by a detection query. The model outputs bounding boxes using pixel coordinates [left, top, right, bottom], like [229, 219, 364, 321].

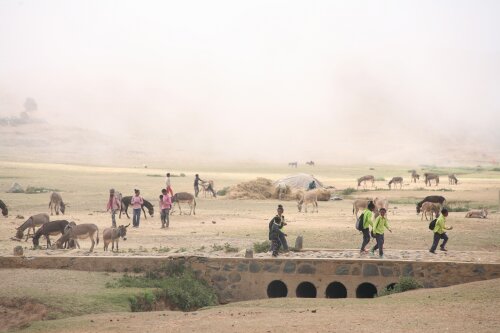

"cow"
[0, 200, 8, 217]
[56, 223, 99, 252]
[32, 220, 70, 248]
[49, 192, 66, 215]
[297, 190, 318, 213]
[424, 173, 439, 186]
[171, 192, 196, 215]
[119, 196, 154, 219]
[352, 199, 371, 218]
[465, 209, 488, 219]
[16, 213, 50, 241]
[388, 177, 403, 189]
[416, 196, 446, 214]
[103, 224, 129, 251]
[448, 174, 458, 185]
[420, 202, 441, 221]
[357, 175, 375, 188]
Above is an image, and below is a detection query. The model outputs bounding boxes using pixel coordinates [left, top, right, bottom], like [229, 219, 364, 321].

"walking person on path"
[360, 201, 375, 254]
[106, 188, 121, 227]
[429, 208, 453, 253]
[370, 208, 392, 259]
[269, 204, 287, 257]
[160, 189, 172, 228]
[131, 189, 144, 228]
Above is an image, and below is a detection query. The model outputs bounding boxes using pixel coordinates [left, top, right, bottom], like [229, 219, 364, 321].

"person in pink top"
[131, 189, 144, 228]
[106, 188, 121, 227]
[160, 188, 172, 228]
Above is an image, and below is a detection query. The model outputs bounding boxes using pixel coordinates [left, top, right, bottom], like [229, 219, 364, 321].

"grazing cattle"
[420, 202, 441, 221]
[352, 199, 371, 218]
[103, 224, 129, 251]
[416, 196, 446, 214]
[16, 213, 50, 241]
[32, 220, 70, 248]
[388, 177, 403, 189]
[424, 173, 440, 186]
[276, 182, 288, 200]
[373, 197, 389, 218]
[448, 174, 458, 185]
[119, 196, 154, 219]
[0, 200, 8, 217]
[56, 223, 99, 252]
[305, 161, 315, 166]
[297, 190, 318, 213]
[410, 170, 420, 183]
[49, 192, 66, 215]
[465, 209, 488, 219]
[357, 175, 375, 188]
[171, 192, 196, 215]
[200, 180, 217, 198]
[288, 161, 298, 168]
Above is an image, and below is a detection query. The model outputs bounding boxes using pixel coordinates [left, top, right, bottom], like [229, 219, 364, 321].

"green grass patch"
[253, 240, 271, 253]
[217, 186, 230, 196]
[378, 276, 422, 296]
[375, 177, 385, 181]
[25, 186, 59, 194]
[340, 187, 357, 195]
[492, 167, 500, 172]
[108, 262, 218, 312]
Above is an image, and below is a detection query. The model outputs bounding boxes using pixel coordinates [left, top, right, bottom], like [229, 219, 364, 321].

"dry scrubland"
[1, 161, 500, 332]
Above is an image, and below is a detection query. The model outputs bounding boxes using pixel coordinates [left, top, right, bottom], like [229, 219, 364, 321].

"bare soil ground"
[0, 161, 499, 331]
[0, 270, 497, 333]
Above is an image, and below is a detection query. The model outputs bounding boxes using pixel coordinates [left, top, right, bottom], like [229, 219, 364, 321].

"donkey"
[171, 192, 196, 215]
[305, 161, 315, 166]
[119, 196, 154, 219]
[424, 173, 440, 186]
[352, 199, 371, 218]
[411, 171, 420, 183]
[448, 174, 458, 185]
[420, 202, 441, 221]
[288, 161, 298, 168]
[388, 177, 403, 189]
[297, 190, 318, 213]
[56, 223, 99, 252]
[357, 175, 375, 188]
[200, 180, 217, 198]
[103, 224, 129, 251]
[32, 220, 70, 248]
[276, 182, 288, 200]
[416, 196, 446, 214]
[465, 208, 488, 219]
[0, 200, 8, 217]
[49, 192, 66, 215]
[16, 213, 50, 241]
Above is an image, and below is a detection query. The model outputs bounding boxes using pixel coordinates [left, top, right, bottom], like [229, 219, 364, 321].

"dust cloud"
[0, 1, 499, 166]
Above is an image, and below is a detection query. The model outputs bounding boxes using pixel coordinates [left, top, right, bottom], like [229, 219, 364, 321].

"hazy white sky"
[0, 0, 499, 163]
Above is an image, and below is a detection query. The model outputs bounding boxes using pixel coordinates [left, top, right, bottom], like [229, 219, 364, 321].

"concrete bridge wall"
[1, 256, 498, 302]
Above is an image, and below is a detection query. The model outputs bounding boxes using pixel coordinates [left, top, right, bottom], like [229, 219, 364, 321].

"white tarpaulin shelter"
[274, 173, 325, 190]
[7, 182, 24, 193]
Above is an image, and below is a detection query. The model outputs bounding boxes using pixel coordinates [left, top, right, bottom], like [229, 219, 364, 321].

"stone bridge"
[1, 256, 498, 302]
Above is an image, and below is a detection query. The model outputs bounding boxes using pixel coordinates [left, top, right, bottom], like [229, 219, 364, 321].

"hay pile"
[227, 178, 275, 200]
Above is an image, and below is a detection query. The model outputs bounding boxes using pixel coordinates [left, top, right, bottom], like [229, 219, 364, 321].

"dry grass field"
[1, 160, 500, 332]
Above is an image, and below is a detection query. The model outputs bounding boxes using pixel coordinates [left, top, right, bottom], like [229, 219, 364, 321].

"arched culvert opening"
[267, 280, 288, 298]
[325, 282, 347, 298]
[296, 282, 317, 298]
[356, 283, 377, 298]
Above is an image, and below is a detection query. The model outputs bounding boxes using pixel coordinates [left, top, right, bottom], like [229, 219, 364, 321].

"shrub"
[129, 290, 157, 312]
[223, 243, 239, 253]
[375, 177, 385, 181]
[378, 277, 422, 296]
[447, 206, 469, 212]
[253, 240, 271, 253]
[341, 187, 356, 195]
[492, 168, 500, 172]
[25, 186, 59, 194]
[217, 187, 230, 196]
[211, 244, 224, 251]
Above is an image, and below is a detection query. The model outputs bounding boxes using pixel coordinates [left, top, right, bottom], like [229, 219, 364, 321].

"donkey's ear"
[125, 224, 130, 228]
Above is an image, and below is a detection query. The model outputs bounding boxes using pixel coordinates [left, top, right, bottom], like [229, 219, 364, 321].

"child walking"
[370, 208, 392, 259]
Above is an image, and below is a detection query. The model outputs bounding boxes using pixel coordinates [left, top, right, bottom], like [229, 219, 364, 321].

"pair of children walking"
[360, 202, 392, 258]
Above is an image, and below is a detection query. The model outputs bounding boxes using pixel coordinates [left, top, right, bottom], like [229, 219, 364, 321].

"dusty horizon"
[1, 1, 499, 166]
